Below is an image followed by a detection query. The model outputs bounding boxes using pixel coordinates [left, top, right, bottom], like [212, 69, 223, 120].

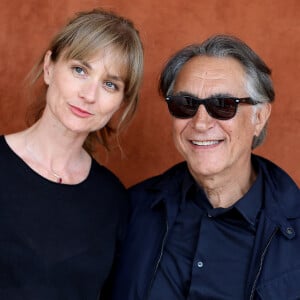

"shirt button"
[286, 227, 294, 235]
[197, 261, 204, 268]
[207, 213, 212, 218]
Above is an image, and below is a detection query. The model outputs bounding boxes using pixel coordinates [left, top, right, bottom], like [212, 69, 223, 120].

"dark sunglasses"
[165, 95, 259, 120]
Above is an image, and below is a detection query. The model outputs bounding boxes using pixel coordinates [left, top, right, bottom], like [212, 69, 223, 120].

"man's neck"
[190, 161, 256, 208]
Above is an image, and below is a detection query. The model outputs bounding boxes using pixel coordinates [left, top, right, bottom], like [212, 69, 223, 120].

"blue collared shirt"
[148, 168, 264, 300]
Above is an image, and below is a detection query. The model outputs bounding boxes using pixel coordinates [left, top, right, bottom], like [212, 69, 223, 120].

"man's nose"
[190, 104, 215, 130]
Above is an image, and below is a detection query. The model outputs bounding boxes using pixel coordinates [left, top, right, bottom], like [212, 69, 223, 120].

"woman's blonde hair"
[27, 8, 144, 152]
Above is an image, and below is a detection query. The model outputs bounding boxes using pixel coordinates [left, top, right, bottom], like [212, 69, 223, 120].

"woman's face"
[43, 49, 126, 135]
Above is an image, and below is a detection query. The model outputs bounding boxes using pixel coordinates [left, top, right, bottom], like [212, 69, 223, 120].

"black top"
[149, 167, 263, 300]
[0, 136, 128, 300]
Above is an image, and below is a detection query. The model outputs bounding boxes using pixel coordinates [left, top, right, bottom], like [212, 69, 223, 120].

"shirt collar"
[181, 168, 196, 203]
[233, 168, 263, 228]
[181, 167, 264, 229]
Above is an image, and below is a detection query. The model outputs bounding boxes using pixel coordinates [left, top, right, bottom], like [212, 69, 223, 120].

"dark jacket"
[111, 155, 300, 299]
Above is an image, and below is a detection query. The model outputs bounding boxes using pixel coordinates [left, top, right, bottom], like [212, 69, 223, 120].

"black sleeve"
[99, 193, 130, 300]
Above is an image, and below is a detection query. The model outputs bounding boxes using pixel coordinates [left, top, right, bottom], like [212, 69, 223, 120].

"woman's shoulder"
[0, 135, 6, 147]
[0, 135, 16, 159]
[1, 132, 27, 159]
[89, 158, 127, 191]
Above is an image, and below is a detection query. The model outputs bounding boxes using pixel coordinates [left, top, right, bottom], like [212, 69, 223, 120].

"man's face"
[171, 56, 270, 182]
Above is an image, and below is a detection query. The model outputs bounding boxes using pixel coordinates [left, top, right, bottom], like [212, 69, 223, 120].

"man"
[111, 35, 300, 299]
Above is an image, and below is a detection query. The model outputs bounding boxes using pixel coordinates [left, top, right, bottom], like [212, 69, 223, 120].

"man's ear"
[254, 102, 272, 136]
[43, 50, 53, 85]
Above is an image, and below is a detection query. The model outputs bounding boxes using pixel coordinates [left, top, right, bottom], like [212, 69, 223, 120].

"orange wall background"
[0, 0, 299, 187]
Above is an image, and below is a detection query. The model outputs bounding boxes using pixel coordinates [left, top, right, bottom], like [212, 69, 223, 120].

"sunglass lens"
[168, 96, 198, 118]
[167, 96, 238, 120]
[207, 98, 237, 120]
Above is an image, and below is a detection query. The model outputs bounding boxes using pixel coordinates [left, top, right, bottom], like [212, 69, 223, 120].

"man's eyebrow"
[175, 91, 235, 98]
[176, 91, 196, 97]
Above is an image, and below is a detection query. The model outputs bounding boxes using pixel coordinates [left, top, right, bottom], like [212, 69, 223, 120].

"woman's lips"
[69, 105, 93, 118]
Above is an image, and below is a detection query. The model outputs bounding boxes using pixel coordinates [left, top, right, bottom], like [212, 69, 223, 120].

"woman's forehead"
[93, 47, 127, 75]
[63, 46, 129, 80]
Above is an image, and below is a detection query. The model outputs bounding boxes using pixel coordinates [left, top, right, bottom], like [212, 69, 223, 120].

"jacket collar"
[253, 155, 300, 219]
[147, 155, 299, 236]
[148, 162, 188, 209]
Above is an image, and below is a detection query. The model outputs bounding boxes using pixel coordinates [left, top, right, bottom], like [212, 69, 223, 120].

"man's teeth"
[192, 140, 219, 146]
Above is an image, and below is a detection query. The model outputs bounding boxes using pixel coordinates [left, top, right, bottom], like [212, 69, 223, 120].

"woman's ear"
[254, 102, 272, 136]
[43, 50, 53, 85]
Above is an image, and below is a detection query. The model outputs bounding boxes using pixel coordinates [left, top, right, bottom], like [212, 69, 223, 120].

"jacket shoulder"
[128, 161, 187, 206]
[253, 155, 300, 217]
[130, 161, 187, 190]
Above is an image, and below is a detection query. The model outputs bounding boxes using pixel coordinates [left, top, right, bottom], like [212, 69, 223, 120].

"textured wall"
[0, 0, 299, 186]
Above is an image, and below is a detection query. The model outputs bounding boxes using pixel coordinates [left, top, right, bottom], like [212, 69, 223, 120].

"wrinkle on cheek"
[227, 129, 234, 142]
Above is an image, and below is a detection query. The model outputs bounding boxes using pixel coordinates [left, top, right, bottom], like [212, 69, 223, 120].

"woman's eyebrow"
[106, 73, 125, 83]
[74, 59, 125, 83]
[80, 60, 92, 70]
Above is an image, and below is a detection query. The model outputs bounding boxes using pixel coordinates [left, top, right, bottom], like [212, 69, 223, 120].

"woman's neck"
[6, 118, 91, 184]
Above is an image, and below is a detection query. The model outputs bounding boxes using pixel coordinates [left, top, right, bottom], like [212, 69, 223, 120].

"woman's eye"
[72, 66, 86, 76]
[104, 81, 118, 91]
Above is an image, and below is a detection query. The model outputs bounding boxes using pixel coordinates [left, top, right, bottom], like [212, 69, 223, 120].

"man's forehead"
[174, 56, 247, 96]
[178, 56, 245, 78]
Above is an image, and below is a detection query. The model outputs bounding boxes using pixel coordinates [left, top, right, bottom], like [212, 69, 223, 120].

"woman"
[0, 9, 143, 299]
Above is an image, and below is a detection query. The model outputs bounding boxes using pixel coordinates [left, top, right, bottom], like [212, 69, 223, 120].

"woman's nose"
[79, 80, 98, 103]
